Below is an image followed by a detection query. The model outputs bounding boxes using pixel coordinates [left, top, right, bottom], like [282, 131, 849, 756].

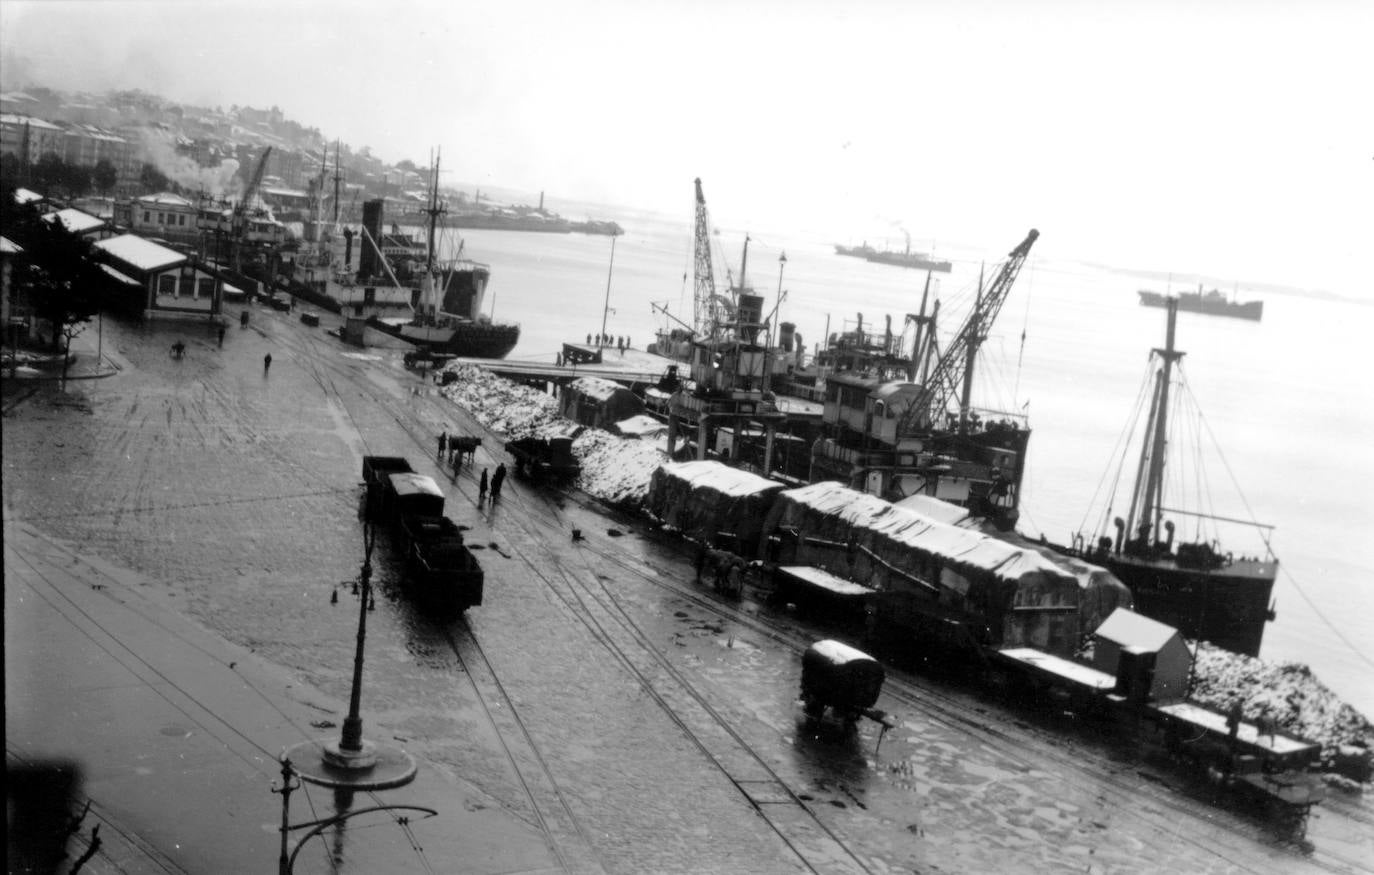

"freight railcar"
[361, 455, 483, 614]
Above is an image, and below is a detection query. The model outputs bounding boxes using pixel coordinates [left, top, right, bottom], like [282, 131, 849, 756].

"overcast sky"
[3, 0, 1370, 298]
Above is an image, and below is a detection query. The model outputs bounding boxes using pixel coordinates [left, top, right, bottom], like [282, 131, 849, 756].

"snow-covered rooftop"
[569, 376, 631, 401]
[1095, 608, 1183, 652]
[0, 236, 21, 255]
[43, 208, 105, 234]
[134, 192, 195, 208]
[93, 234, 186, 272]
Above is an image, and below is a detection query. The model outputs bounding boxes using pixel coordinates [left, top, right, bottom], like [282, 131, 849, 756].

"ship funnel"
[737, 293, 764, 343]
[359, 199, 385, 279]
[778, 321, 796, 352]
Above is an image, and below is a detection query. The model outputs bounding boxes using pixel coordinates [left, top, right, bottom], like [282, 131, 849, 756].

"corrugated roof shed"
[1094, 607, 1181, 653]
[93, 234, 185, 273]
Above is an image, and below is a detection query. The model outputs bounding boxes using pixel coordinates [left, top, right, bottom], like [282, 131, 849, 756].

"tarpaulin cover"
[759, 481, 1108, 654]
[647, 460, 783, 553]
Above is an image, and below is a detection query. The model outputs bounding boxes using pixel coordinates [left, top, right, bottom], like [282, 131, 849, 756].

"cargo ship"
[302, 157, 518, 359]
[371, 159, 520, 358]
[1049, 296, 1277, 655]
[1138, 284, 1263, 321]
[834, 235, 952, 273]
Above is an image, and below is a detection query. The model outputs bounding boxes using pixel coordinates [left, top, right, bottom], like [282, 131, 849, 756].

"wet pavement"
[5, 300, 1373, 874]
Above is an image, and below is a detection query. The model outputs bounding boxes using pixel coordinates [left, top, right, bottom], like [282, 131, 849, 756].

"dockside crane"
[895, 228, 1039, 436]
[690, 178, 741, 341]
[231, 146, 272, 273]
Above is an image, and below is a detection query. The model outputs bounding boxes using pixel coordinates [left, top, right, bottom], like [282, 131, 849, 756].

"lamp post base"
[282, 738, 417, 791]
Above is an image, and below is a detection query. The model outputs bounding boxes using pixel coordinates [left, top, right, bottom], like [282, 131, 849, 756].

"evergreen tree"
[93, 159, 118, 196]
[32, 152, 65, 194]
[138, 162, 170, 193]
[3, 200, 107, 368]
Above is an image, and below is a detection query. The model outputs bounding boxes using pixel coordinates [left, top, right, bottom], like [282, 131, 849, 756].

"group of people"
[585, 333, 631, 351]
[477, 464, 506, 503]
[439, 431, 505, 502]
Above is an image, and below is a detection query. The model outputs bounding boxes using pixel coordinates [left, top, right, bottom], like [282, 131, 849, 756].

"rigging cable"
[1186, 385, 1374, 671]
[1076, 364, 1155, 540]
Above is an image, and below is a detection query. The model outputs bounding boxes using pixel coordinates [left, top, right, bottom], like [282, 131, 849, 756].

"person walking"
[438, 431, 447, 460]
[241, 311, 249, 328]
[478, 468, 489, 503]
[217, 324, 226, 347]
[490, 463, 506, 500]
[263, 352, 272, 374]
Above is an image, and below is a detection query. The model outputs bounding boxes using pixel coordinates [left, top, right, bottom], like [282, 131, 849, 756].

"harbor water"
[440, 203, 1373, 719]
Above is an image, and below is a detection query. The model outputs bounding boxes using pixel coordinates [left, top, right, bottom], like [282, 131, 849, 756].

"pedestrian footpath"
[4, 519, 555, 874]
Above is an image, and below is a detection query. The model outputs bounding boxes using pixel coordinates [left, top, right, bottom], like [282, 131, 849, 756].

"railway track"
[271, 314, 1371, 874]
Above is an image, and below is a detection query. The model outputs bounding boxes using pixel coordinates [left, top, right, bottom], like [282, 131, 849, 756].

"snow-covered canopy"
[94, 234, 185, 273]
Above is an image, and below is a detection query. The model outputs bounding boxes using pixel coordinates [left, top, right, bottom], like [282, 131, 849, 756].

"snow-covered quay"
[438, 363, 1371, 778]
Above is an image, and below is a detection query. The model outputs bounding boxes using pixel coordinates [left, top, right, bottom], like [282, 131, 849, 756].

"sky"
[2, 0, 1371, 299]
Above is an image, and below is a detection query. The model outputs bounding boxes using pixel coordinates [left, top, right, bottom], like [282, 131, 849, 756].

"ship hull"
[864, 252, 953, 273]
[375, 318, 520, 359]
[1138, 290, 1263, 321]
[1097, 555, 1276, 656]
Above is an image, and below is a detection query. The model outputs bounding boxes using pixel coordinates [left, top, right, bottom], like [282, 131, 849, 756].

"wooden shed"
[560, 376, 644, 430]
[1091, 608, 1192, 703]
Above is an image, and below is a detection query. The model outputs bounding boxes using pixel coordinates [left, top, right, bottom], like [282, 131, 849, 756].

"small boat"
[1138, 284, 1263, 321]
[1054, 296, 1277, 656]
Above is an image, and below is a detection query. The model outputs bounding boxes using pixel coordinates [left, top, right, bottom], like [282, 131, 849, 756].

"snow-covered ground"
[437, 363, 1372, 775]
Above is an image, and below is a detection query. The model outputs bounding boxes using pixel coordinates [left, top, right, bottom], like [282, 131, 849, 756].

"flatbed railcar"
[361, 455, 483, 614]
[989, 646, 1326, 836]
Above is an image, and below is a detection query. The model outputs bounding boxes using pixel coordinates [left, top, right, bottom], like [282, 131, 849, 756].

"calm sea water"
[438, 205, 1374, 718]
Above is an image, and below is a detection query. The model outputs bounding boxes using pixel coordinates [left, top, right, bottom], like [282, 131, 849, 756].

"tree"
[63, 162, 92, 198]
[33, 152, 65, 195]
[139, 162, 170, 194]
[4, 201, 106, 369]
[93, 159, 118, 196]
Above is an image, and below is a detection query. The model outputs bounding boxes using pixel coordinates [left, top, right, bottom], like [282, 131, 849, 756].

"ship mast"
[1127, 297, 1185, 548]
[422, 150, 446, 318]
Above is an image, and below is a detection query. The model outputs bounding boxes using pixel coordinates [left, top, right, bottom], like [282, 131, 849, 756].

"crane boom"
[231, 146, 273, 273]
[896, 228, 1039, 435]
[691, 178, 717, 339]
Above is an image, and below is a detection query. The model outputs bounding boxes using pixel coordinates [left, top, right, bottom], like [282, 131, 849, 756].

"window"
[143, 210, 150, 222]
[179, 214, 186, 226]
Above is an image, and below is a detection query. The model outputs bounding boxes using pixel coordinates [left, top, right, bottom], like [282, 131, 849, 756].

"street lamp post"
[283, 521, 415, 796]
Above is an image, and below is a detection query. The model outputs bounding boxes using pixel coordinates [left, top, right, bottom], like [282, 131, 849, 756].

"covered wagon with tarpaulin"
[758, 482, 1131, 656]
[646, 460, 783, 555]
[560, 376, 644, 430]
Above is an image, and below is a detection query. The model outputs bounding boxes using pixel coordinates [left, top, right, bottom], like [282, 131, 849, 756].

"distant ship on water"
[834, 233, 952, 273]
[1138, 284, 1263, 322]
